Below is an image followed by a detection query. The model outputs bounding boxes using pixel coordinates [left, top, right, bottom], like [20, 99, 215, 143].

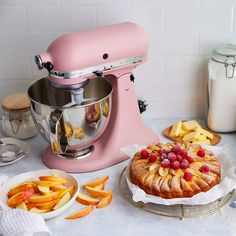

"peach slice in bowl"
[0, 169, 79, 220]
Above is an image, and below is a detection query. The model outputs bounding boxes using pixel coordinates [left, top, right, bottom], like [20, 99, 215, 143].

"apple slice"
[65, 205, 93, 219]
[7, 183, 34, 198]
[16, 202, 28, 211]
[39, 176, 67, 185]
[33, 181, 62, 187]
[58, 185, 75, 198]
[50, 185, 67, 192]
[37, 185, 50, 194]
[30, 207, 50, 214]
[7, 188, 35, 208]
[76, 192, 100, 205]
[27, 199, 57, 210]
[96, 191, 112, 208]
[53, 192, 71, 210]
[85, 186, 111, 198]
[93, 184, 104, 190]
[29, 192, 59, 203]
[83, 176, 109, 188]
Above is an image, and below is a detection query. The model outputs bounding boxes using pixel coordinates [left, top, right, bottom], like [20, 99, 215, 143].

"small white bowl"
[0, 169, 79, 220]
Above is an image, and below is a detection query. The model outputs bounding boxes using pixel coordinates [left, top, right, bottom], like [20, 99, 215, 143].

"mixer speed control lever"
[44, 62, 54, 72]
[138, 100, 148, 113]
[130, 74, 135, 82]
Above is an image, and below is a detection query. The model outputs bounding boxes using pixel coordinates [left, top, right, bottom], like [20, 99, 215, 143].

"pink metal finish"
[39, 22, 159, 172]
[38, 22, 148, 85]
[43, 73, 158, 172]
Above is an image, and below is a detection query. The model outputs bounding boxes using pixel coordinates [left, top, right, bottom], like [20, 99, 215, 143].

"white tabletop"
[1, 118, 236, 236]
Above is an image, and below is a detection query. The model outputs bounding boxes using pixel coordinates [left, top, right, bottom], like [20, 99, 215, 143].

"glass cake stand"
[118, 167, 234, 220]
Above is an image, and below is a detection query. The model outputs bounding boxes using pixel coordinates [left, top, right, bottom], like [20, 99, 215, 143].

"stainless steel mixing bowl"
[28, 77, 113, 158]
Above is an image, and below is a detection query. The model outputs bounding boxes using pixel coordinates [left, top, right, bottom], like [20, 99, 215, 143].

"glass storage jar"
[207, 44, 236, 132]
[1, 93, 38, 139]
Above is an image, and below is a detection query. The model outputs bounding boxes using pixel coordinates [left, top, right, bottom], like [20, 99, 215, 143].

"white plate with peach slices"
[0, 169, 79, 219]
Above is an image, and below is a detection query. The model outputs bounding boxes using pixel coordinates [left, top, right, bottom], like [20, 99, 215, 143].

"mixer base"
[43, 145, 128, 173]
[42, 125, 159, 172]
[59, 146, 93, 159]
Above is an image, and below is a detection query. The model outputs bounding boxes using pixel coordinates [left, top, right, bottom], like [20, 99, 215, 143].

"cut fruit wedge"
[96, 191, 112, 209]
[37, 185, 50, 194]
[29, 192, 59, 203]
[83, 176, 109, 188]
[27, 199, 58, 210]
[93, 184, 104, 190]
[58, 185, 75, 198]
[65, 205, 93, 219]
[53, 192, 71, 210]
[85, 186, 111, 198]
[30, 207, 50, 214]
[16, 202, 28, 211]
[33, 181, 62, 187]
[39, 176, 67, 185]
[7, 183, 34, 198]
[76, 192, 100, 205]
[51, 185, 67, 191]
[7, 188, 35, 208]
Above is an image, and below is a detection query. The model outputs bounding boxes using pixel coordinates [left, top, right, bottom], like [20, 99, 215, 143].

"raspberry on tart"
[187, 156, 194, 163]
[168, 152, 177, 162]
[180, 159, 190, 169]
[200, 165, 210, 173]
[161, 159, 170, 168]
[184, 172, 193, 181]
[171, 161, 180, 170]
[197, 149, 205, 157]
[141, 149, 149, 159]
[149, 155, 157, 163]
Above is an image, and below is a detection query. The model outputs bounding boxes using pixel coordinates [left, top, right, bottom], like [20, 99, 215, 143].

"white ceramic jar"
[208, 44, 236, 132]
[1, 93, 38, 139]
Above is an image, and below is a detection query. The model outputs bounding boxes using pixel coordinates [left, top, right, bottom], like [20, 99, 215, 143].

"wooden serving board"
[163, 124, 221, 146]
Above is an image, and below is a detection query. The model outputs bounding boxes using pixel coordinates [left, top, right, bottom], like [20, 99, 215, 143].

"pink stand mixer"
[28, 22, 159, 172]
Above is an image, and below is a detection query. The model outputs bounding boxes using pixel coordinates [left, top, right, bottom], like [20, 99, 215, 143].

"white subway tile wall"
[0, 0, 235, 119]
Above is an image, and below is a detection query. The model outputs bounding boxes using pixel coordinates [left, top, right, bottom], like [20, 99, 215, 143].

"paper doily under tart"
[118, 167, 234, 220]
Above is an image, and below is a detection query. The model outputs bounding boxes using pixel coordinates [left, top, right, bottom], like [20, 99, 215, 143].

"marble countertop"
[1, 118, 236, 236]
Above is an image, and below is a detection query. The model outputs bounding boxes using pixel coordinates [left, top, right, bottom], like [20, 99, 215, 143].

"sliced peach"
[37, 185, 50, 194]
[93, 184, 104, 190]
[30, 207, 50, 214]
[27, 199, 58, 210]
[32, 181, 62, 187]
[7, 188, 35, 208]
[29, 192, 59, 203]
[85, 186, 111, 198]
[16, 202, 28, 211]
[76, 192, 100, 205]
[7, 183, 34, 198]
[58, 185, 75, 199]
[96, 191, 112, 208]
[83, 176, 109, 188]
[65, 205, 93, 219]
[53, 192, 71, 210]
[50, 185, 67, 191]
[39, 176, 67, 185]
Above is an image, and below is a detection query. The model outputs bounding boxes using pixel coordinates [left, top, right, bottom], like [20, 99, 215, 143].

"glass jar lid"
[1, 93, 30, 113]
[212, 44, 236, 63]
[211, 44, 236, 78]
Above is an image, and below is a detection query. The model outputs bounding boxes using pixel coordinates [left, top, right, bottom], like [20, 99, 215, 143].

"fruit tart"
[130, 142, 221, 199]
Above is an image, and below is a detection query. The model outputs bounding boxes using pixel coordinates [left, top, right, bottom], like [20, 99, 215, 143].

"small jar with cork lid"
[1, 93, 38, 139]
